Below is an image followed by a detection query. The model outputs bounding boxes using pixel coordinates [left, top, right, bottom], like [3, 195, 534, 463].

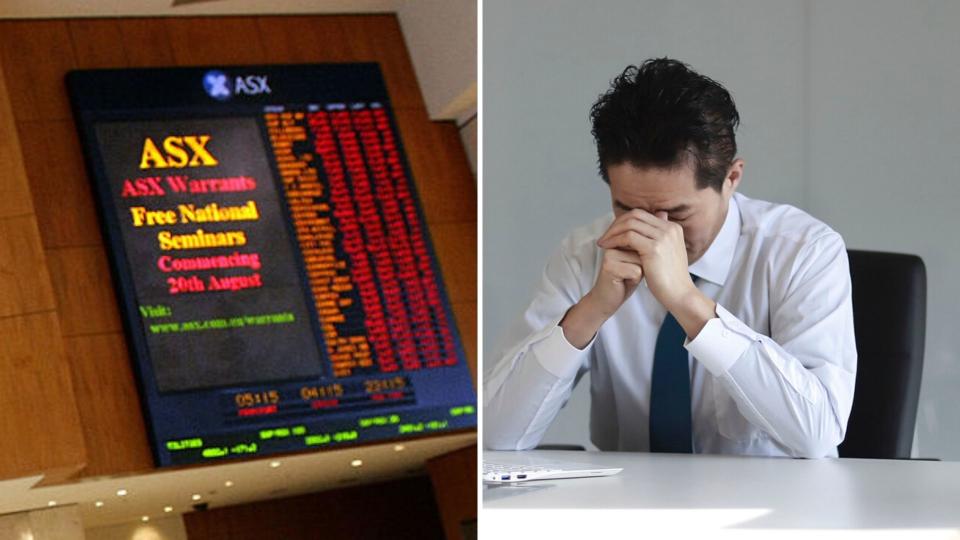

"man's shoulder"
[735, 193, 841, 248]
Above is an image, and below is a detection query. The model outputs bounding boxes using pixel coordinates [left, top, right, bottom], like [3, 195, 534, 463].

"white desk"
[483, 450, 960, 537]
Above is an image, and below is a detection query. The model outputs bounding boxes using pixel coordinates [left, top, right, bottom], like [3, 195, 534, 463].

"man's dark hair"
[590, 58, 740, 191]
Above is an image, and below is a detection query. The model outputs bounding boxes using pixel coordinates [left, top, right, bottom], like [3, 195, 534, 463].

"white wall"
[398, 0, 477, 123]
[86, 516, 187, 540]
[397, 0, 477, 174]
[484, 0, 960, 459]
[0, 506, 84, 540]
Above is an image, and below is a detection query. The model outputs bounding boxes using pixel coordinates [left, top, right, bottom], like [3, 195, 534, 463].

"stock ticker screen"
[66, 64, 476, 467]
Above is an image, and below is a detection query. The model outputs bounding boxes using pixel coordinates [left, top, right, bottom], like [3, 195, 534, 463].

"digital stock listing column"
[264, 103, 459, 382]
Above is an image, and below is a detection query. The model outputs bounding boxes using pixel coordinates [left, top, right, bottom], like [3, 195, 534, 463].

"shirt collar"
[688, 193, 741, 287]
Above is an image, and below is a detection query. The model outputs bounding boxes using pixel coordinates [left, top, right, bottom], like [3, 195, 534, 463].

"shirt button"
[722, 329, 730, 338]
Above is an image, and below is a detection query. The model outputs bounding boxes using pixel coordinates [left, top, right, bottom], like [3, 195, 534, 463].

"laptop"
[483, 454, 623, 484]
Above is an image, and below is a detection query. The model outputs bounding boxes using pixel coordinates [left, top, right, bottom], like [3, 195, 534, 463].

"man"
[484, 58, 857, 458]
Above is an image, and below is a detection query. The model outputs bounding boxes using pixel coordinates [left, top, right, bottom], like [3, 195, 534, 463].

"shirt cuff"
[531, 324, 593, 380]
[685, 303, 758, 376]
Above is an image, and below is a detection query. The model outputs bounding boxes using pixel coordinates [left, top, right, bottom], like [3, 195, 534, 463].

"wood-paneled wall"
[0, 15, 476, 480]
[0, 31, 86, 484]
[182, 475, 445, 540]
[427, 445, 477, 540]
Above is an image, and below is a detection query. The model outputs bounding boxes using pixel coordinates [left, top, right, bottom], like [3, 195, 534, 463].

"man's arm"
[686, 233, 857, 458]
[559, 245, 645, 347]
[485, 218, 650, 450]
[483, 237, 594, 450]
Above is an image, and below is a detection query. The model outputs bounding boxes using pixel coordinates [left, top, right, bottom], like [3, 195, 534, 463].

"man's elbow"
[484, 435, 525, 451]
[791, 438, 839, 459]
[482, 421, 534, 451]
[789, 422, 846, 458]
[482, 407, 540, 451]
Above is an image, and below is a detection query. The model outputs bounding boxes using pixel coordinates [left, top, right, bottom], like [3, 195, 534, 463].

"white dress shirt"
[484, 193, 857, 458]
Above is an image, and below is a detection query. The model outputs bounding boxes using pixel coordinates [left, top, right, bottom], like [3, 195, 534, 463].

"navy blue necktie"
[649, 304, 694, 453]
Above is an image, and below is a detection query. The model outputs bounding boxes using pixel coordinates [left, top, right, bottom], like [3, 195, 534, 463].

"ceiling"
[0, 0, 401, 18]
[0, 431, 475, 529]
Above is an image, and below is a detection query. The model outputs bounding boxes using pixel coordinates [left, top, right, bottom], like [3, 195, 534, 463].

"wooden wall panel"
[0, 40, 87, 483]
[0, 21, 77, 122]
[0, 216, 57, 317]
[451, 302, 476, 390]
[394, 111, 477, 225]
[426, 445, 476, 540]
[46, 246, 123, 337]
[183, 476, 445, 540]
[118, 19, 176, 67]
[255, 16, 353, 63]
[166, 17, 269, 66]
[63, 333, 153, 475]
[68, 19, 129, 68]
[430, 222, 477, 305]
[0, 14, 476, 481]
[16, 120, 102, 248]
[0, 312, 86, 482]
[0, 49, 35, 219]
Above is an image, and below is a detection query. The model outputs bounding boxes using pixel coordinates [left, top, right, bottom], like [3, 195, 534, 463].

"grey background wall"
[483, 0, 960, 459]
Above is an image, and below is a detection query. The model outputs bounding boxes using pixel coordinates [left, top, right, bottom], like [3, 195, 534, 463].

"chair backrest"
[838, 250, 926, 459]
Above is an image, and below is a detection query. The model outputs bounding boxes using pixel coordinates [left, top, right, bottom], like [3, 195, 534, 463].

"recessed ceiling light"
[350, 459, 363, 468]
[224, 480, 234, 487]
[269, 460, 281, 468]
[393, 444, 405, 452]
[164, 506, 173, 513]
[191, 494, 202, 501]
[47, 501, 56, 507]
[117, 489, 128, 497]
[141, 516, 149, 522]
[95, 501, 104, 508]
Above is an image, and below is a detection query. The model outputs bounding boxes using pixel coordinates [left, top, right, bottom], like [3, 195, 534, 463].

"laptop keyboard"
[483, 461, 561, 481]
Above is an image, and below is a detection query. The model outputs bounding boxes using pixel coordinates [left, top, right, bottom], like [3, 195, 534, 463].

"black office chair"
[838, 249, 926, 459]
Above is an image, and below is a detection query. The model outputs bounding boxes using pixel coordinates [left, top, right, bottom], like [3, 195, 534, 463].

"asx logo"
[202, 70, 271, 101]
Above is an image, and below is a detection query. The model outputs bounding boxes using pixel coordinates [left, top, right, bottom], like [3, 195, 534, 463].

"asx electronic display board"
[66, 64, 476, 467]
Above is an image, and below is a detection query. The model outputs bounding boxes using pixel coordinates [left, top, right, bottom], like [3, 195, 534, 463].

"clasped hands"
[591, 209, 697, 314]
[560, 209, 715, 348]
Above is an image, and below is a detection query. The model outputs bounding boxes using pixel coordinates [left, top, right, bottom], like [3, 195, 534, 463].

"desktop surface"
[484, 450, 960, 532]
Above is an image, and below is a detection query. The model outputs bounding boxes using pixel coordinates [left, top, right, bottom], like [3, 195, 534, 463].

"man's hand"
[559, 243, 644, 349]
[597, 209, 716, 338]
[590, 247, 645, 316]
[597, 209, 695, 310]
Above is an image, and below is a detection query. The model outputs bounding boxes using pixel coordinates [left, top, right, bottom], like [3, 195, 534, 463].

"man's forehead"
[612, 198, 692, 214]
